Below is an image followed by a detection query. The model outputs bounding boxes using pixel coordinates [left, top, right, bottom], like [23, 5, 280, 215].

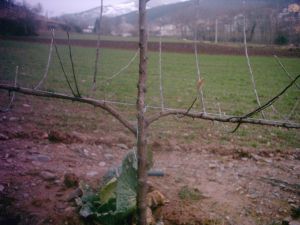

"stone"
[98, 161, 106, 167]
[208, 163, 218, 169]
[290, 221, 300, 225]
[64, 173, 79, 188]
[83, 149, 89, 157]
[66, 188, 83, 202]
[262, 158, 272, 164]
[86, 171, 99, 177]
[40, 171, 57, 181]
[22, 104, 31, 108]
[116, 143, 129, 150]
[31, 161, 42, 166]
[23, 193, 29, 198]
[64, 207, 76, 213]
[0, 133, 9, 140]
[104, 153, 114, 160]
[156, 221, 164, 225]
[31, 154, 51, 162]
[9, 117, 18, 122]
[282, 217, 290, 225]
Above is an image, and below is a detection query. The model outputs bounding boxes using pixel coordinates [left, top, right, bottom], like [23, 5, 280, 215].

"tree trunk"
[137, 0, 148, 225]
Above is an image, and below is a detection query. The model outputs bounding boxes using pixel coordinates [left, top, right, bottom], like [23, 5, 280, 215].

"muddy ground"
[0, 95, 299, 225]
[3, 36, 300, 57]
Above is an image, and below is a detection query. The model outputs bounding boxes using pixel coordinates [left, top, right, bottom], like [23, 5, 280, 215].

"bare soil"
[0, 95, 299, 225]
[3, 36, 300, 57]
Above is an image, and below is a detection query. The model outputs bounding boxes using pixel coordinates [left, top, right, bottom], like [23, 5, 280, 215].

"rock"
[246, 193, 258, 199]
[86, 171, 99, 177]
[251, 153, 261, 161]
[40, 171, 57, 181]
[22, 104, 31, 108]
[156, 221, 164, 225]
[9, 117, 18, 122]
[31, 161, 42, 166]
[262, 158, 273, 164]
[31, 154, 51, 162]
[288, 198, 297, 204]
[290, 221, 300, 225]
[0, 184, 4, 192]
[83, 149, 89, 157]
[116, 143, 129, 150]
[0, 133, 9, 140]
[104, 153, 114, 160]
[66, 188, 83, 202]
[208, 163, 218, 169]
[64, 173, 79, 188]
[282, 217, 290, 225]
[23, 193, 29, 198]
[98, 161, 106, 167]
[41, 132, 48, 139]
[64, 206, 76, 214]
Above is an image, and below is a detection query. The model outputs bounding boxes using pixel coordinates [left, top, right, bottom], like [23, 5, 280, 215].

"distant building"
[112, 17, 135, 37]
[288, 4, 300, 13]
[83, 25, 94, 33]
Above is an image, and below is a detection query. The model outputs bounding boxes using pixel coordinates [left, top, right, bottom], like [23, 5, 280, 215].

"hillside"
[118, 0, 296, 24]
[59, 0, 300, 44]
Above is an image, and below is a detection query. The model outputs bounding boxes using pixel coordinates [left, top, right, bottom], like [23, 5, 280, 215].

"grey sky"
[19, 0, 185, 17]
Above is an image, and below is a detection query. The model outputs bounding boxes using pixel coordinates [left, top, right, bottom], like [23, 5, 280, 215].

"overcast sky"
[18, 0, 184, 17]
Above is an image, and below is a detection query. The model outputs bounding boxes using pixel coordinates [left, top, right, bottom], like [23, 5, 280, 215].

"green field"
[0, 40, 299, 147]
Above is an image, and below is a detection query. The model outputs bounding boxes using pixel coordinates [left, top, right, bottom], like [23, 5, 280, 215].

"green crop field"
[0, 40, 299, 147]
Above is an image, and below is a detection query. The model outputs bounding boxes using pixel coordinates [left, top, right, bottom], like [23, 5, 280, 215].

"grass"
[38, 31, 185, 43]
[178, 186, 203, 202]
[0, 39, 299, 147]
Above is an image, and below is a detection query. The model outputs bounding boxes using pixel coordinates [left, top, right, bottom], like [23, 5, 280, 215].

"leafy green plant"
[78, 150, 138, 225]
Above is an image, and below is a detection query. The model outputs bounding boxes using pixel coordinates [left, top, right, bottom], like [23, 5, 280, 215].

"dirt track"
[4, 36, 300, 57]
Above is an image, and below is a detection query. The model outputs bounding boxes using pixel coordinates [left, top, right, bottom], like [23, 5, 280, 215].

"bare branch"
[230, 74, 300, 132]
[67, 31, 81, 97]
[177, 97, 197, 118]
[0, 84, 137, 135]
[52, 32, 77, 97]
[34, 29, 54, 90]
[243, 15, 265, 118]
[92, 0, 104, 91]
[270, 56, 299, 120]
[0, 66, 18, 112]
[147, 74, 300, 130]
[146, 109, 300, 129]
[274, 55, 300, 90]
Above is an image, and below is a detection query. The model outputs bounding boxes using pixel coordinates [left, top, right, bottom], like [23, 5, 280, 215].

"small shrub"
[274, 35, 289, 45]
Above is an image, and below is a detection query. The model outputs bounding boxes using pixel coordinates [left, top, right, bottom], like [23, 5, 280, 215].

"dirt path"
[3, 36, 300, 57]
[0, 95, 299, 225]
